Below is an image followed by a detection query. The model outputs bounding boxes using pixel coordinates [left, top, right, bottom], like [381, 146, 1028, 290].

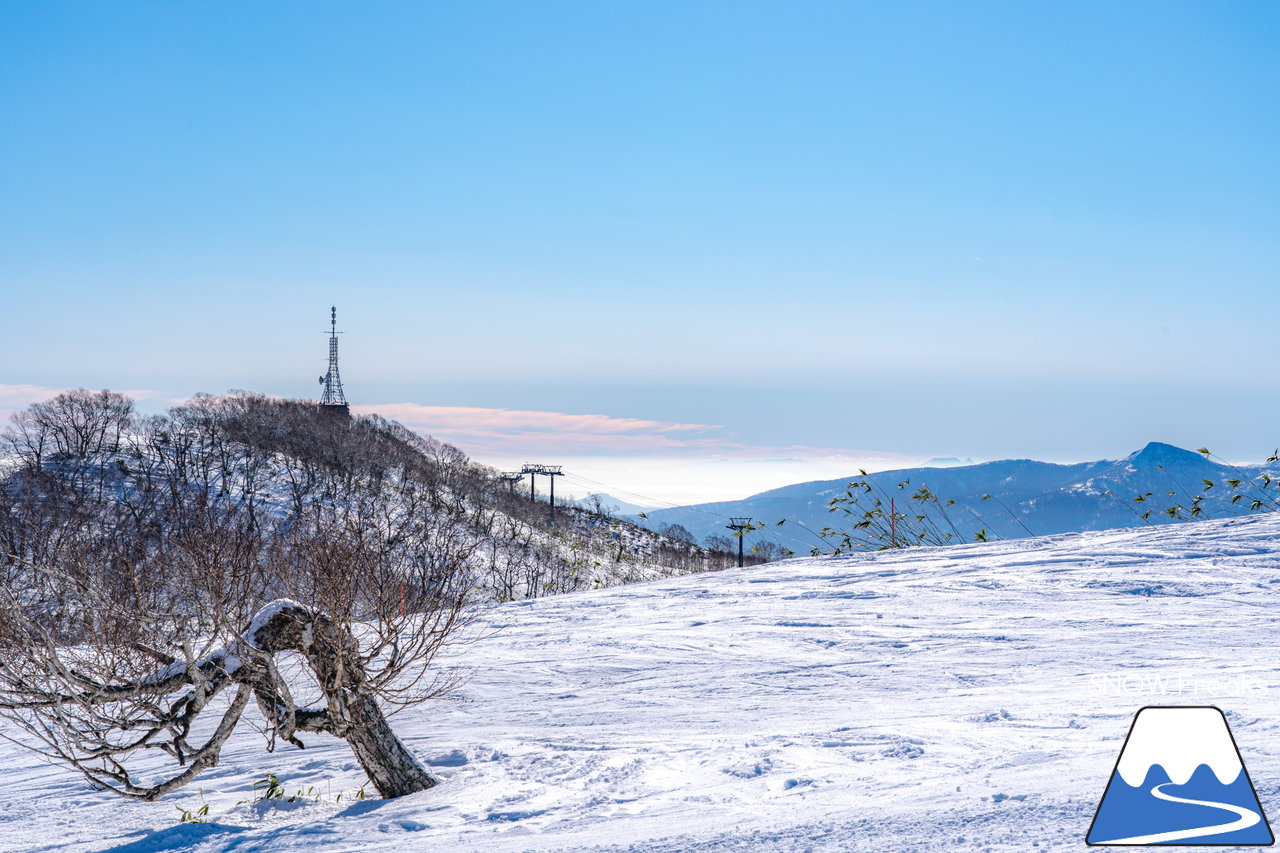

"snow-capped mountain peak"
[1124, 441, 1206, 468]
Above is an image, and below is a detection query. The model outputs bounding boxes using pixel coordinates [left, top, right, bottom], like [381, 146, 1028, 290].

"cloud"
[350, 401, 924, 504]
[538, 453, 916, 506]
[0, 384, 64, 410]
[363, 403, 716, 436]
[0, 383, 65, 426]
[351, 402, 916, 471]
[0, 384, 164, 426]
[352, 403, 724, 456]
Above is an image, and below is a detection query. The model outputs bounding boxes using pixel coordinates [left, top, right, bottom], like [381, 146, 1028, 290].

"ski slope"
[5, 514, 1280, 852]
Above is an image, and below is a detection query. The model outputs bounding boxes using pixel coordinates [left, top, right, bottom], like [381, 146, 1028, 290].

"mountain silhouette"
[636, 443, 1278, 550]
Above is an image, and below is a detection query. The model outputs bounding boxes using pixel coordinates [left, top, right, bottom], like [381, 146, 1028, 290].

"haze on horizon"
[3, 2, 1277, 504]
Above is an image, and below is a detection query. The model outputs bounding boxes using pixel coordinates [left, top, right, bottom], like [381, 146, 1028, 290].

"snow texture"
[4, 513, 1280, 852]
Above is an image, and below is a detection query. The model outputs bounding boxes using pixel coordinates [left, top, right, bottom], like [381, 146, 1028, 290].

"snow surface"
[5, 514, 1280, 852]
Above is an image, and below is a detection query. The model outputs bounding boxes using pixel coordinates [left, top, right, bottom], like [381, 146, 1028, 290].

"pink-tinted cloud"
[351, 402, 912, 467]
[0, 383, 65, 427]
[0, 384, 163, 427]
[0, 384, 64, 410]
[352, 403, 723, 456]
[363, 403, 717, 436]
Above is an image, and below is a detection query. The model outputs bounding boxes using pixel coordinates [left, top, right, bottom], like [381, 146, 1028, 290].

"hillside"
[3, 512, 1279, 851]
[0, 390, 739, 606]
[637, 442, 1280, 551]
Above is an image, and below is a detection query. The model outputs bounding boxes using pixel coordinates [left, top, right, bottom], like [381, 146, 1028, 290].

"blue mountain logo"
[1087, 706, 1273, 846]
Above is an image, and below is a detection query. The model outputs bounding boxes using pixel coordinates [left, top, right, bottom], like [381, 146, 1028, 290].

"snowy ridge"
[638, 442, 1280, 547]
[1115, 707, 1242, 786]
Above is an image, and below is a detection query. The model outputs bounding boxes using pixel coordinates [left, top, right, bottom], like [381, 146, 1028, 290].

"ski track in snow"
[5, 514, 1280, 851]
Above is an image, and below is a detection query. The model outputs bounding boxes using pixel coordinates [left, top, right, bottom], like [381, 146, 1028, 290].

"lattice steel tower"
[318, 306, 350, 416]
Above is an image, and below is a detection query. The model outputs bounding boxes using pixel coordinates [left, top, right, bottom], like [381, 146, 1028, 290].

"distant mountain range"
[921, 456, 976, 467]
[578, 493, 658, 517]
[633, 443, 1280, 552]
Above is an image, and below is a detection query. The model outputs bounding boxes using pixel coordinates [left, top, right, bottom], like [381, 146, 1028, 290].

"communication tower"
[318, 306, 350, 416]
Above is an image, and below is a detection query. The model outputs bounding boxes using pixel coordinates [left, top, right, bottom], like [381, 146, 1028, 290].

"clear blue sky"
[3, 2, 1278, 502]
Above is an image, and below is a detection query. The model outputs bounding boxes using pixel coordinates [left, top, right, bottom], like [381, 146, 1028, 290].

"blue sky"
[2, 2, 1278, 502]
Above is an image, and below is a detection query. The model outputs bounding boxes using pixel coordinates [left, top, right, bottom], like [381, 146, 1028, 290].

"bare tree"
[584, 494, 617, 518]
[751, 541, 791, 562]
[658, 522, 696, 544]
[0, 391, 475, 800]
[704, 534, 735, 553]
[0, 389, 745, 804]
[9, 388, 132, 464]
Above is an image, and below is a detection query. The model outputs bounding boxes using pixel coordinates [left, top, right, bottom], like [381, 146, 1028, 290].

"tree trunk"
[332, 680, 437, 798]
[249, 600, 437, 798]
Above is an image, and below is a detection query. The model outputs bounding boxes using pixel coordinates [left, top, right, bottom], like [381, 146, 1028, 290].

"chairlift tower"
[543, 465, 563, 522]
[521, 463, 564, 522]
[727, 517, 753, 568]
[318, 306, 350, 417]
[499, 472, 524, 494]
[521, 463, 540, 502]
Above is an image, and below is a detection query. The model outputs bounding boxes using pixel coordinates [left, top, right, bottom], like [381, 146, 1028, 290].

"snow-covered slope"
[5, 514, 1280, 852]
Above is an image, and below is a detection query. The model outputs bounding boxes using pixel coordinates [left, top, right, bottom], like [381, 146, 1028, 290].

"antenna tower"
[318, 306, 350, 416]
